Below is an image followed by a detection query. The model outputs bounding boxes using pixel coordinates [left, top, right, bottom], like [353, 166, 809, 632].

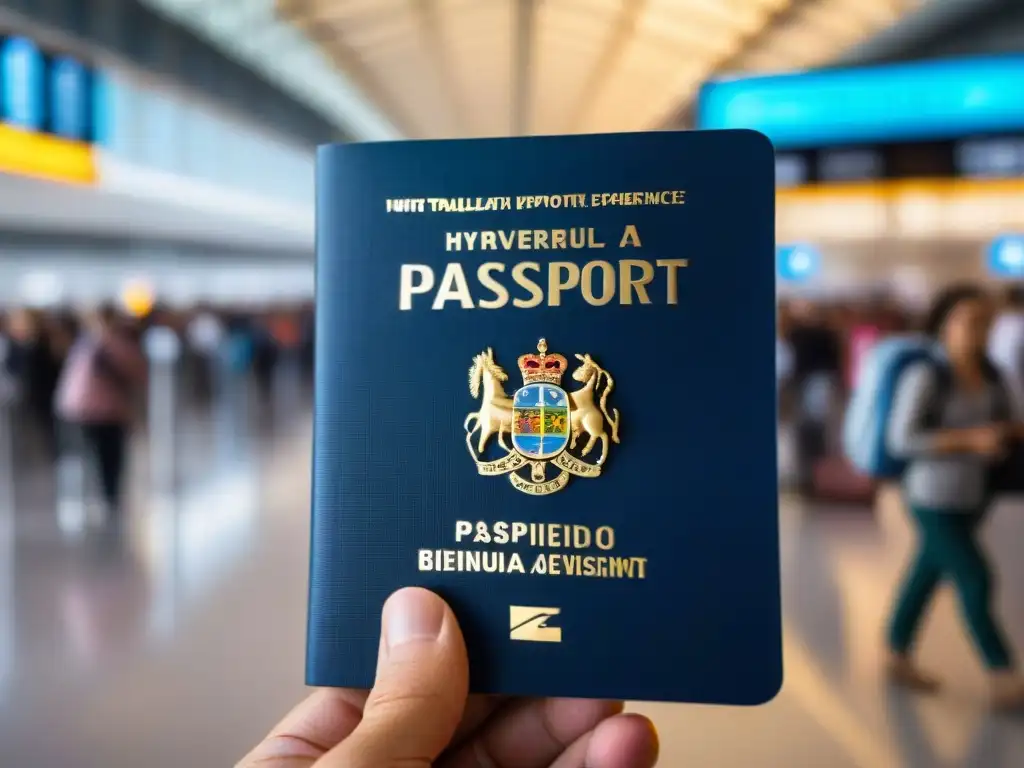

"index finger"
[236, 688, 369, 768]
[451, 695, 509, 745]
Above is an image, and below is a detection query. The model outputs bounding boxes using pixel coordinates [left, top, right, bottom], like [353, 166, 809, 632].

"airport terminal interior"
[3, 0, 1024, 765]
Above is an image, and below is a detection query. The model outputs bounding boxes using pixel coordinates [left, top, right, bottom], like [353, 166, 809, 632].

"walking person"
[0, 311, 18, 405]
[55, 304, 146, 521]
[884, 285, 1024, 709]
[186, 304, 224, 406]
[4, 308, 64, 460]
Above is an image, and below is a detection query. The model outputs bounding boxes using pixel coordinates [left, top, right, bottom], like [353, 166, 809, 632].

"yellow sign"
[0, 122, 96, 184]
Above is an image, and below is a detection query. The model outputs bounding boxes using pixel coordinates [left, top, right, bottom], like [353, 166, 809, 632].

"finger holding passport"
[242, 588, 660, 767]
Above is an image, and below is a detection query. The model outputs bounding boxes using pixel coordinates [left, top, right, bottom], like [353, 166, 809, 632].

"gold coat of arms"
[464, 338, 621, 495]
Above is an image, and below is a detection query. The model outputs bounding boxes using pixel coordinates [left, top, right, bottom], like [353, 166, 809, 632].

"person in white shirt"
[187, 309, 224, 357]
[185, 307, 225, 403]
[988, 285, 1024, 416]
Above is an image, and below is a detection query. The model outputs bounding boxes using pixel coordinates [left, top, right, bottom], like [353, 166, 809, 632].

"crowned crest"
[517, 339, 568, 386]
[464, 338, 621, 496]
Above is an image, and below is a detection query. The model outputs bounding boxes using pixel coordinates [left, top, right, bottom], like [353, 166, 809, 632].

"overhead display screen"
[1, 36, 45, 131]
[0, 34, 98, 184]
[50, 56, 91, 141]
[957, 137, 1024, 178]
[0, 36, 95, 142]
[699, 56, 1024, 150]
[771, 135, 1024, 185]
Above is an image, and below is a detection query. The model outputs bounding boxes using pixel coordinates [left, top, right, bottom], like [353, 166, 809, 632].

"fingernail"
[645, 717, 661, 757]
[383, 588, 445, 650]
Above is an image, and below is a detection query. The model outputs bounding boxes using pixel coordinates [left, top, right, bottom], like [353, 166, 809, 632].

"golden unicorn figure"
[568, 353, 621, 465]
[464, 348, 513, 455]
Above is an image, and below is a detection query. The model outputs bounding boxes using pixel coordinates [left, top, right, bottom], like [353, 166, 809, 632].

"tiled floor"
[1, 418, 1023, 767]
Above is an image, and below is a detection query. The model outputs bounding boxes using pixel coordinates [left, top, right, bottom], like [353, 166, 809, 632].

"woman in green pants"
[885, 284, 1024, 710]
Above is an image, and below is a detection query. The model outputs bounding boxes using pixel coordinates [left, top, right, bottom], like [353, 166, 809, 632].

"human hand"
[966, 424, 1008, 457]
[238, 587, 659, 767]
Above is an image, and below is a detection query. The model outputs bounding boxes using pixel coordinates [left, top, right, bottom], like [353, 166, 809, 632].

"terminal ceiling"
[141, 0, 930, 141]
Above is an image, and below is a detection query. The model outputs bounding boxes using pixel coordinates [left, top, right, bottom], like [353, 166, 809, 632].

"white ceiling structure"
[142, 0, 930, 141]
[135, 0, 402, 140]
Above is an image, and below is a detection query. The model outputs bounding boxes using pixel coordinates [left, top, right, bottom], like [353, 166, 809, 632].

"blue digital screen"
[50, 56, 89, 140]
[698, 56, 1024, 149]
[777, 244, 820, 283]
[1, 37, 45, 130]
[988, 235, 1024, 279]
[91, 69, 110, 146]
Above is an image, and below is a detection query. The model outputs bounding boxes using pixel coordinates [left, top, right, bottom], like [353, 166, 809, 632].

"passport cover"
[309, 130, 782, 705]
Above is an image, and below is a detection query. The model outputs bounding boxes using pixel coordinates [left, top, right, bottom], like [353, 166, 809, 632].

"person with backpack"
[844, 284, 1024, 709]
[55, 304, 147, 520]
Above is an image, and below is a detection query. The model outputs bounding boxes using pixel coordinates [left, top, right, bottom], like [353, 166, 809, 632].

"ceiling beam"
[276, 0, 420, 138]
[567, 0, 647, 133]
[702, 0, 817, 80]
[412, 0, 469, 137]
[511, 0, 535, 135]
[657, 0, 814, 130]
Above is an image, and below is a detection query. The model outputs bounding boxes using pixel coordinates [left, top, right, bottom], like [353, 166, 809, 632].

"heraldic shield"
[464, 338, 621, 496]
[512, 384, 570, 460]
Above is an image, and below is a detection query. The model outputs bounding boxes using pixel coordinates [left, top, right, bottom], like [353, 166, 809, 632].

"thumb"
[322, 588, 469, 767]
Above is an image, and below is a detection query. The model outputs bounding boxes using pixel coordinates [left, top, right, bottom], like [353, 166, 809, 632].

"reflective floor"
[2, 412, 1024, 767]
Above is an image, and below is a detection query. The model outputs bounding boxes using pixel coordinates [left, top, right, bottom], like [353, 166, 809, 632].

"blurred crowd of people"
[6, 287, 1021, 514]
[0, 301, 315, 517]
[777, 284, 1024, 501]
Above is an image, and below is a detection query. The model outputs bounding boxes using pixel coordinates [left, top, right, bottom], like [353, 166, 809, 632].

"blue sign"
[988, 235, 1024, 279]
[777, 244, 820, 283]
[699, 56, 1024, 149]
[50, 56, 88, 140]
[91, 69, 111, 146]
[1, 37, 44, 130]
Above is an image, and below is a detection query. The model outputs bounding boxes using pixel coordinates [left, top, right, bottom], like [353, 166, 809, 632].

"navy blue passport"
[309, 130, 782, 705]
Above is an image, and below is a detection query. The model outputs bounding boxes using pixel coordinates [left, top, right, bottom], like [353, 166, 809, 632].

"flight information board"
[50, 55, 91, 140]
[0, 34, 98, 184]
[699, 57, 1024, 188]
[718, 59, 1024, 241]
[1, 36, 45, 131]
[772, 134, 1024, 187]
[0, 35, 95, 142]
[699, 56, 1024, 150]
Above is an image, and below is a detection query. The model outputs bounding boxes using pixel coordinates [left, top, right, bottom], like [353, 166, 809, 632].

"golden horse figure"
[568, 353, 621, 465]
[464, 348, 514, 455]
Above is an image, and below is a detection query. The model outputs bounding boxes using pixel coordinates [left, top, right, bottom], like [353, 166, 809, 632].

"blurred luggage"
[794, 419, 827, 493]
[812, 455, 876, 504]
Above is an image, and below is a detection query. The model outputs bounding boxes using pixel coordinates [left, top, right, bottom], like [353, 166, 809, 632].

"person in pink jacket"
[56, 304, 147, 516]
